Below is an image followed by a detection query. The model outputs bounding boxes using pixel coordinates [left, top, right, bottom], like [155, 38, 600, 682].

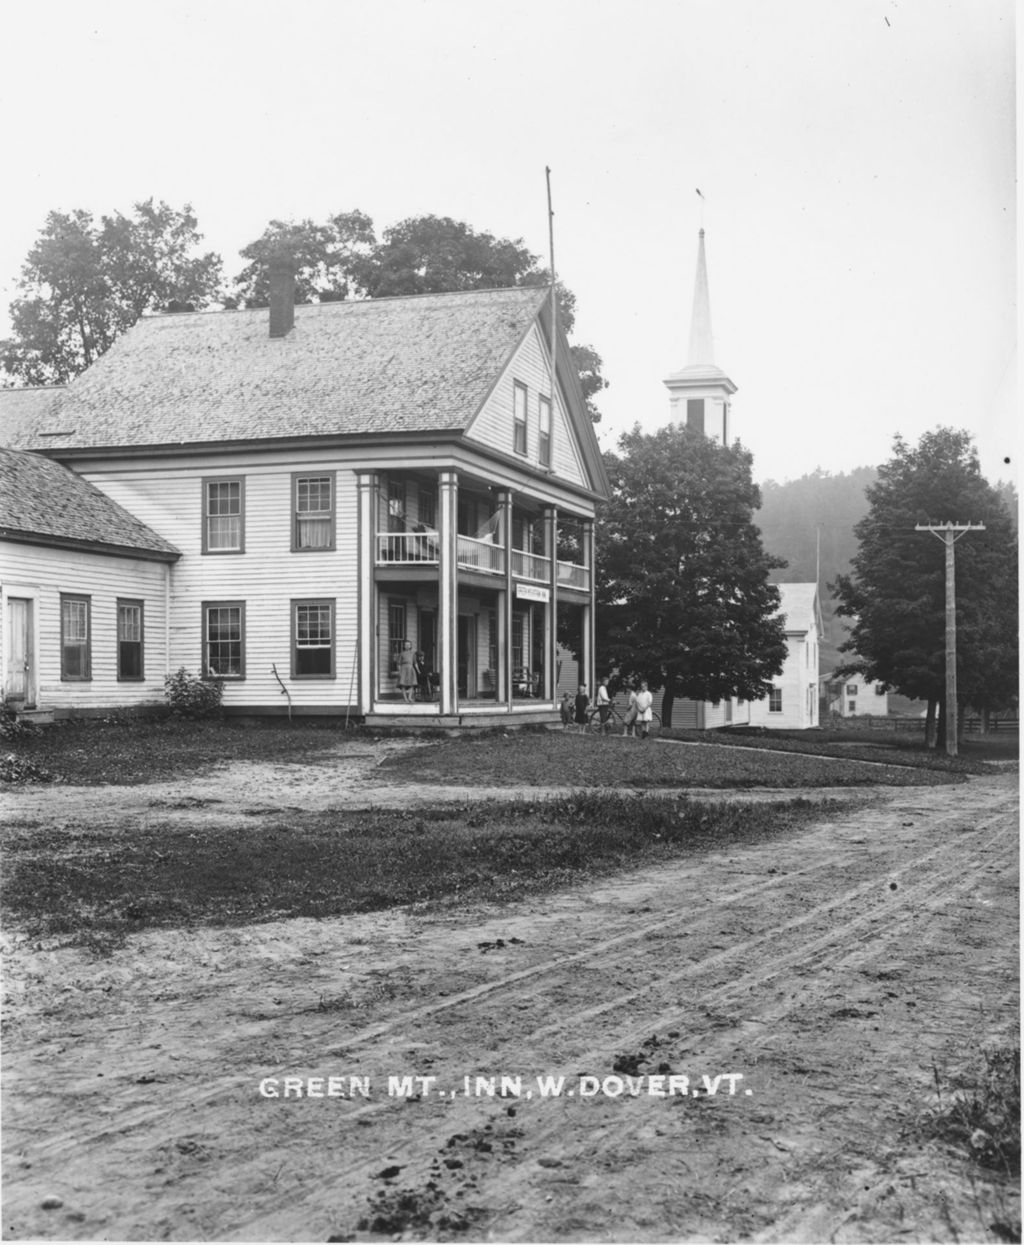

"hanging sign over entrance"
[516, 583, 550, 603]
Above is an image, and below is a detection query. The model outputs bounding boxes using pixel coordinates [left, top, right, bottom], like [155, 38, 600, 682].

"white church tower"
[663, 228, 736, 444]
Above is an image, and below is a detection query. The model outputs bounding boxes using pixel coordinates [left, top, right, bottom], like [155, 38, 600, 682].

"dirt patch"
[1, 759, 1018, 1242]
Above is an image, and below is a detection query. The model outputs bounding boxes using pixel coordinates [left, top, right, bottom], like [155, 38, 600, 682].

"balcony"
[557, 560, 590, 590]
[511, 550, 551, 582]
[375, 532, 588, 590]
[377, 531, 439, 564]
[456, 534, 504, 574]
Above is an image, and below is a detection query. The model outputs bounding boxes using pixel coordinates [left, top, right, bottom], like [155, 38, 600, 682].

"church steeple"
[687, 228, 715, 366]
[664, 227, 736, 445]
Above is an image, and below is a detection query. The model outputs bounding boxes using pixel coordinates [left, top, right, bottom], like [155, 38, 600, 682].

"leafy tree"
[229, 211, 376, 307]
[596, 423, 788, 725]
[233, 210, 609, 421]
[833, 428, 1018, 745]
[1, 200, 222, 384]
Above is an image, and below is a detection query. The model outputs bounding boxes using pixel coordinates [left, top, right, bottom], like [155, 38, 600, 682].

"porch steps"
[364, 709, 558, 733]
[14, 709, 55, 725]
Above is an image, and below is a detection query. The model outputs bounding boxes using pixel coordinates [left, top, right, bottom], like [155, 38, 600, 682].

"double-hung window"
[203, 601, 245, 678]
[538, 394, 552, 468]
[293, 474, 335, 551]
[60, 594, 91, 681]
[768, 687, 782, 713]
[292, 599, 335, 678]
[203, 477, 244, 553]
[117, 599, 144, 681]
[513, 381, 528, 455]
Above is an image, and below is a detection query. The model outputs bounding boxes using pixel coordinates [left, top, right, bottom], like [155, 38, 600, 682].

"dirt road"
[1, 768, 1018, 1242]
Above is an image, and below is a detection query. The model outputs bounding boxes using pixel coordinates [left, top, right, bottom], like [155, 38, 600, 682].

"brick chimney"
[268, 258, 296, 338]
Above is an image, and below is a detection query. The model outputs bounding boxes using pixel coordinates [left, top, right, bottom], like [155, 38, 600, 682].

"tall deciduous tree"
[1, 200, 222, 384]
[229, 211, 376, 307]
[596, 423, 788, 725]
[832, 427, 1018, 745]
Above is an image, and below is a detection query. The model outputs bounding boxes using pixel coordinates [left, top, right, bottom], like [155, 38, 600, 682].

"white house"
[748, 583, 822, 729]
[823, 674, 889, 718]
[1, 278, 609, 724]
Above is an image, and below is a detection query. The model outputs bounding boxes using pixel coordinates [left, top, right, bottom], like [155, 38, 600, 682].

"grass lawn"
[380, 731, 971, 789]
[0, 792, 830, 946]
[1, 717, 346, 785]
[1, 717, 997, 789]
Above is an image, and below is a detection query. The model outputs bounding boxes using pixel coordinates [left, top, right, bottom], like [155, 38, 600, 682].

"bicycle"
[585, 702, 662, 737]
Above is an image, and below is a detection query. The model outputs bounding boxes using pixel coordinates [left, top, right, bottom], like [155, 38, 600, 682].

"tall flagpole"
[545, 167, 560, 702]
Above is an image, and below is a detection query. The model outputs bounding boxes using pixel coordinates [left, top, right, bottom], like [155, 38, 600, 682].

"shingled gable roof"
[0, 386, 64, 449]
[26, 286, 555, 453]
[0, 448, 180, 561]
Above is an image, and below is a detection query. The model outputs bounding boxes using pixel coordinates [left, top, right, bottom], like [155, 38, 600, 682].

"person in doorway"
[397, 640, 417, 704]
[574, 684, 589, 732]
[415, 651, 432, 702]
[596, 678, 612, 734]
[635, 680, 654, 739]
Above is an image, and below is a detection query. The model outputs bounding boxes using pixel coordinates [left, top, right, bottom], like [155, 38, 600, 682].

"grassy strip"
[0, 718, 347, 786]
[379, 732, 962, 789]
[677, 725, 1015, 772]
[0, 792, 832, 947]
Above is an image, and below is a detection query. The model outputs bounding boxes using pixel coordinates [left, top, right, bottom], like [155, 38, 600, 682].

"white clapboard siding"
[81, 456, 360, 708]
[1, 541, 169, 710]
[748, 631, 818, 729]
[466, 324, 589, 489]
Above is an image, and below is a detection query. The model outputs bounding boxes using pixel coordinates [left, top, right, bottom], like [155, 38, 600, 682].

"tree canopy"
[832, 427, 1018, 740]
[1, 200, 222, 384]
[596, 423, 788, 724]
[231, 211, 608, 421]
[3, 203, 608, 421]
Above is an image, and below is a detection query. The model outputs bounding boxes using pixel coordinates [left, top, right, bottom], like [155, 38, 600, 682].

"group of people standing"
[561, 678, 654, 738]
[396, 640, 435, 704]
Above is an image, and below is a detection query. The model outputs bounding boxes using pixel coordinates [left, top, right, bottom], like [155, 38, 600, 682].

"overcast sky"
[1, 0, 1016, 486]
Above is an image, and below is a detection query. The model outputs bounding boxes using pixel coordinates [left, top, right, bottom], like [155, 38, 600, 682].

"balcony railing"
[375, 533, 586, 590]
[456, 534, 504, 574]
[557, 560, 590, 590]
[376, 531, 439, 564]
[511, 550, 551, 582]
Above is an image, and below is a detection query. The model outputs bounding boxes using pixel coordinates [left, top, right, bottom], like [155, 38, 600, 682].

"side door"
[5, 597, 35, 709]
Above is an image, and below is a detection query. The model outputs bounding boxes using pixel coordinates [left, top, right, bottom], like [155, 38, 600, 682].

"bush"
[163, 668, 224, 719]
[0, 752, 53, 784]
[0, 707, 35, 742]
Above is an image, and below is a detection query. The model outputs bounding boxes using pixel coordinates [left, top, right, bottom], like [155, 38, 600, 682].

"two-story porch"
[358, 468, 594, 722]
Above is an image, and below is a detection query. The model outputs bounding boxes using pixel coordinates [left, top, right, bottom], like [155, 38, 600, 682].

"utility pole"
[915, 522, 986, 757]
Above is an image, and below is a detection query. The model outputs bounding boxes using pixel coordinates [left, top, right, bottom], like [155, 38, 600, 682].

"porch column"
[438, 471, 458, 715]
[583, 518, 595, 695]
[498, 489, 513, 708]
[544, 506, 558, 702]
[356, 470, 378, 713]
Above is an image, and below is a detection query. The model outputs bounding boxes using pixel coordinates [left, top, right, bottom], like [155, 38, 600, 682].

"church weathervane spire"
[687, 226, 715, 367]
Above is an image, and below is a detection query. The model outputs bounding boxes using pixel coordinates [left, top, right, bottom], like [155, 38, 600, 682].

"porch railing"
[556, 560, 589, 590]
[376, 531, 440, 564]
[456, 534, 504, 574]
[512, 550, 551, 582]
[375, 533, 585, 588]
